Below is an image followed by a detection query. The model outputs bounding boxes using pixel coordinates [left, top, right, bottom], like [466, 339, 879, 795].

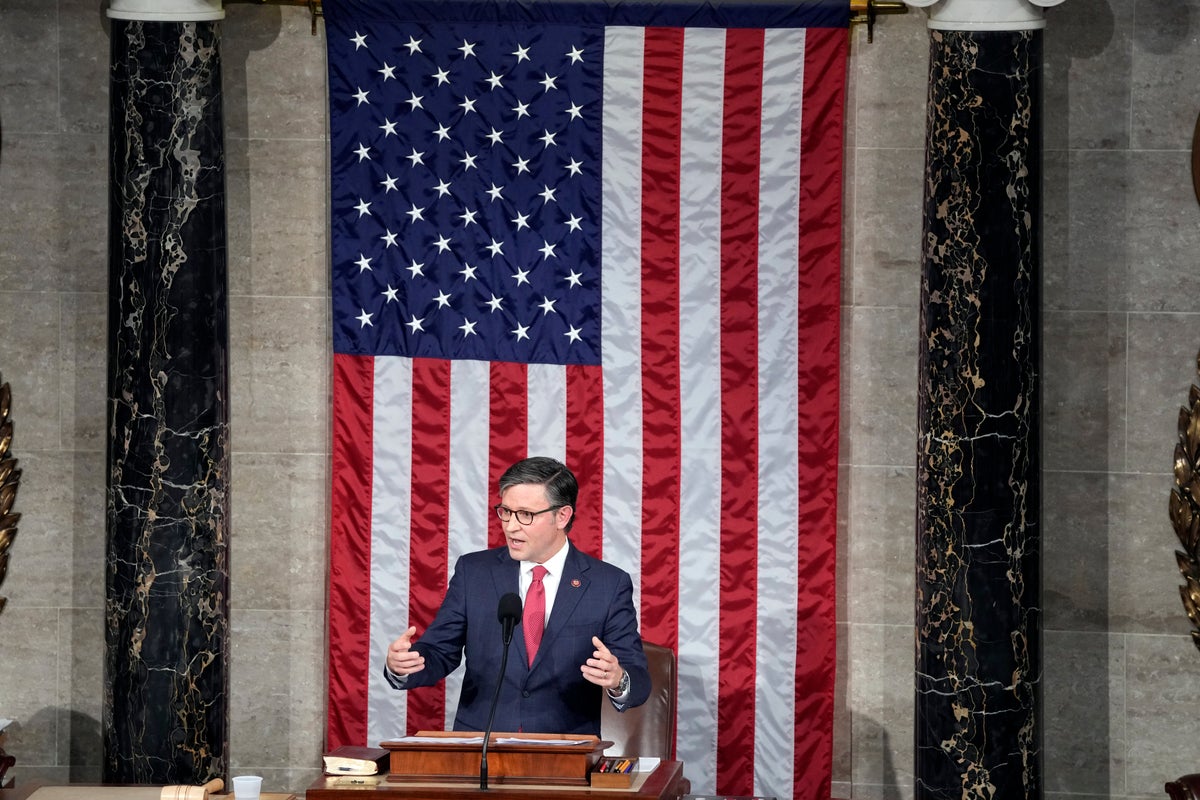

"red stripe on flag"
[327, 353, 375, 749]
[639, 27, 684, 651]
[565, 364, 605, 558]
[793, 27, 846, 800]
[405, 358, 452, 734]
[488, 362, 528, 549]
[716, 28, 764, 797]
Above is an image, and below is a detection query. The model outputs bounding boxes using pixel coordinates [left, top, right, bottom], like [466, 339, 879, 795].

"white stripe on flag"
[527, 363, 568, 462]
[444, 358, 493, 724]
[676, 25, 725, 794]
[600, 26, 646, 591]
[368, 355, 414, 743]
[754, 27, 805, 797]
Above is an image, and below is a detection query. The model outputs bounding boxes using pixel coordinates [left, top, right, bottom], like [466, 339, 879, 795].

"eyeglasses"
[494, 504, 563, 526]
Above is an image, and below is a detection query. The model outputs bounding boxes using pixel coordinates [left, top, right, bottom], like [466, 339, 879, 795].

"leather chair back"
[601, 641, 677, 759]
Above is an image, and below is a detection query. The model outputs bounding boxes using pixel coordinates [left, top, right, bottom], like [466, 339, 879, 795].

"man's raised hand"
[387, 625, 426, 676]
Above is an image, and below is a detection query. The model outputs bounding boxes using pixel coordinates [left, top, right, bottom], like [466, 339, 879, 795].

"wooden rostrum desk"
[306, 760, 687, 800]
[307, 732, 688, 800]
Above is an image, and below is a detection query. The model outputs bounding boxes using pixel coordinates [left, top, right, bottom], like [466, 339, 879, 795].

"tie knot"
[532, 565, 548, 582]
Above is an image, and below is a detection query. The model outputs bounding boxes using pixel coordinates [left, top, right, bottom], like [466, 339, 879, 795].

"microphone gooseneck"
[481, 592, 523, 790]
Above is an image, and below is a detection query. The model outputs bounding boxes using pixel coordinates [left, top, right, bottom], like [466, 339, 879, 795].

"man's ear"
[557, 504, 574, 530]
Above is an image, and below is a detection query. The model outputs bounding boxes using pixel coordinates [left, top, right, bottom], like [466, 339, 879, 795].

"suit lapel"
[490, 546, 521, 594]
[538, 543, 590, 657]
[488, 548, 526, 664]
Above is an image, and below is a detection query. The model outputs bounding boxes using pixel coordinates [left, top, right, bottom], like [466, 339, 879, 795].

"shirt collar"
[522, 538, 570, 577]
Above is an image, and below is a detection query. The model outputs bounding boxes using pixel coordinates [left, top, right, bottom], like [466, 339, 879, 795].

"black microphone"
[481, 592, 522, 789]
[497, 591, 521, 646]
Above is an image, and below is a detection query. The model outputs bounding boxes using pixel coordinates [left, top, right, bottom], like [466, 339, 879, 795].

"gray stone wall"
[0, 2, 1198, 798]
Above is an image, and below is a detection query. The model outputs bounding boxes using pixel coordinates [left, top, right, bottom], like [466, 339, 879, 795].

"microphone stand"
[479, 634, 512, 789]
[481, 592, 521, 790]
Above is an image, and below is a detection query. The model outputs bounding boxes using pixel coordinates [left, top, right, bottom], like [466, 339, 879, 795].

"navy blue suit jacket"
[386, 543, 650, 735]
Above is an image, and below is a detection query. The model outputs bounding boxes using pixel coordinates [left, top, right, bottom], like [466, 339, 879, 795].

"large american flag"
[322, 2, 846, 798]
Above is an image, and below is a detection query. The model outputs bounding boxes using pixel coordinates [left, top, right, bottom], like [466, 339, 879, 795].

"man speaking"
[383, 456, 651, 735]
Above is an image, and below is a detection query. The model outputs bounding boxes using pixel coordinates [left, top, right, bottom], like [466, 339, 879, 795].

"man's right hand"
[386, 625, 426, 676]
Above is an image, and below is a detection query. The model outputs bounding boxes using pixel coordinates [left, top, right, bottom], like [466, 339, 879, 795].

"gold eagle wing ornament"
[1170, 350, 1200, 653]
[0, 375, 18, 616]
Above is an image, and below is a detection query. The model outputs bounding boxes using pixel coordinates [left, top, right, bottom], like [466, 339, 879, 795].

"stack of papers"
[392, 735, 594, 746]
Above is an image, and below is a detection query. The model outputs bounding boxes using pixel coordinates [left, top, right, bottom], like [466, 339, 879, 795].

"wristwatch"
[607, 670, 630, 697]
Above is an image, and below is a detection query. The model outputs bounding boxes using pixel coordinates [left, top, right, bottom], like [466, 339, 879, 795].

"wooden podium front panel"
[382, 732, 604, 786]
[305, 760, 688, 800]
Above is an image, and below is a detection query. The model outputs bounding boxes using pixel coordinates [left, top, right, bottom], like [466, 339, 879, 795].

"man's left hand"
[582, 635, 624, 691]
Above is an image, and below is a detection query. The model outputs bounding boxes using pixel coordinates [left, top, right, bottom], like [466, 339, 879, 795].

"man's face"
[499, 483, 572, 564]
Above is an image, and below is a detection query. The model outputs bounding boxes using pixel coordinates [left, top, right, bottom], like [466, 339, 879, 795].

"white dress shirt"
[519, 539, 570, 623]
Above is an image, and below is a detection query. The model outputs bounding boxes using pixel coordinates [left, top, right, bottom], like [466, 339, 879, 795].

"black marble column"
[915, 29, 1043, 800]
[105, 18, 229, 786]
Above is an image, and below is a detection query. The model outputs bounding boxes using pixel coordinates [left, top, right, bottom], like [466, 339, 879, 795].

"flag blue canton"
[328, 19, 605, 366]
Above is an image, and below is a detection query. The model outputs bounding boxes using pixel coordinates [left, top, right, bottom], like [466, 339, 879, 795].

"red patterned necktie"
[523, 565, 548, 666]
